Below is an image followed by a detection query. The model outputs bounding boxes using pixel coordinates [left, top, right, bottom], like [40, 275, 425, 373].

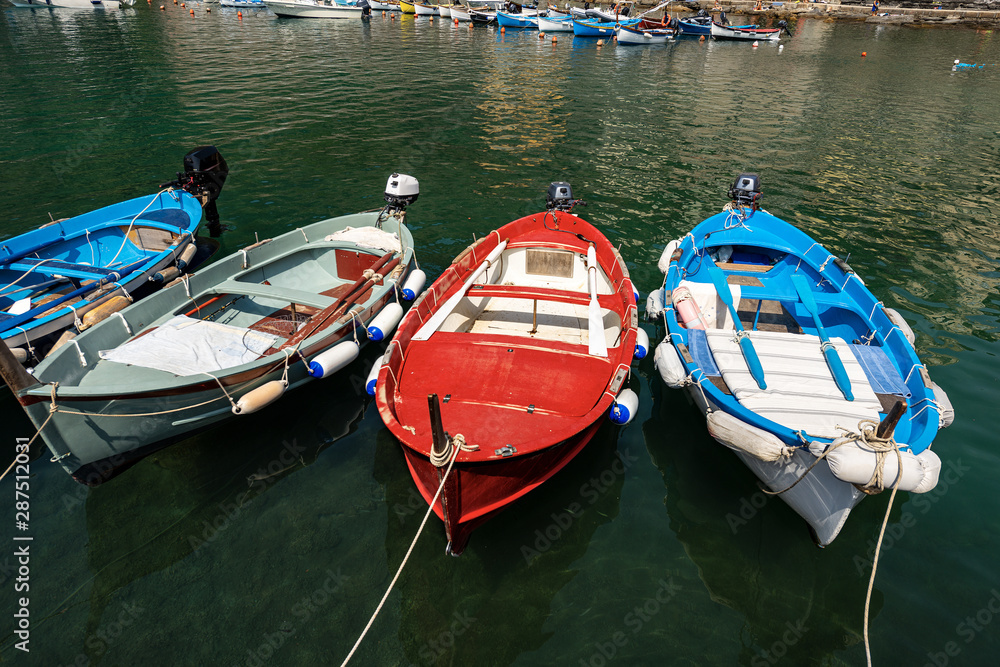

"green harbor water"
[1, 7, 999, 666]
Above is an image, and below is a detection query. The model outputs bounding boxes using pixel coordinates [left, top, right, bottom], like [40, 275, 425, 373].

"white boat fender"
[824, 441, 938, 493]
[176, 243, 198, 271]
[634, 328, 650, 360]
[367, 302, 404, 341]
[931, 381, 954, 429]
[401, 268, 427, 301]
[653, 340, 687, 389]
[912, 449, 943, 493]
[153, 266, 181, 284]
[645, 288, 665, 321]
[308, 340, 360, 378]
[632, 285, 639, 304]
[657, 239, 680, 274]
[707, 410, 795, 462]
[609, 388, 638, 425]
[883, 307, 916, 346]
[233, 380, 287, 415]
[365, 356, 383, 396]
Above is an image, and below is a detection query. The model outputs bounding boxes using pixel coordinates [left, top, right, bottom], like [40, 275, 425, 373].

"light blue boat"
[650, 173, 953, 546]
[0, 147, 226, 356]
[572, 16, 640, 38]
[496, 10, 538, 29]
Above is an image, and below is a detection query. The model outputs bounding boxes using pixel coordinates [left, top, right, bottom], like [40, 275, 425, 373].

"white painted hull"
[265, 0, 363, 17]
[437, 5, 450, 17]
[450, 6, 469, 20]
[536, 16, 573, 32]
[413, 2, 437, 14]
[616, 26, 672, 45]
[368, 0, 399, 8]
[710, 21, 780, 41]
[685, 385, 863, 546]
[9, 0, 121, 8]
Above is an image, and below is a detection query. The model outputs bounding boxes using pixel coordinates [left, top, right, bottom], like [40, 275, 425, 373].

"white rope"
[68, 339, 86, 367]
[868, 301, 884, 322]
[0, 257, 58, 298]
[904, 364, 926, 384]
[16, 326, 35, 360]
[69, 304, 83, 331]
[339, 442, 463, 667]
[108, 188, 171, 266]
[116, 312, 132, 336]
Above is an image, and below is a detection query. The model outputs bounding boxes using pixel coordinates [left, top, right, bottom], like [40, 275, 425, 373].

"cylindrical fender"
[233, 380, 286, 415]
[367, 302, 404, 341]
[401, 269, 427, 301]
[609, 388, 638, 425]
[634, 328, 650, 360]
[308, 340, 360, 378]
[365, 356, 383, 396]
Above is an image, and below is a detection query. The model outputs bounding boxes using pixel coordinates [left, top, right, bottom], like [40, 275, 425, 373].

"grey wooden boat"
[0, 186, 420, 486]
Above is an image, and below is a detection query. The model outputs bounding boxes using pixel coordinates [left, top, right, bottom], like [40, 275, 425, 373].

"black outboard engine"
[384, 173, 420, 214]
[163, 146, 229, 237]
[697, 8, 707, 17]
[719, 11, 728, 25]
[358, 0, 370, 18]
[778, 19, 792, 36]
[546, 181, 584, 212]
[728, 172, 762, 210]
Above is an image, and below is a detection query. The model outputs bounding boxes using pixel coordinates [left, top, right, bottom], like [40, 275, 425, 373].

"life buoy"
[672, 286, 706, 330]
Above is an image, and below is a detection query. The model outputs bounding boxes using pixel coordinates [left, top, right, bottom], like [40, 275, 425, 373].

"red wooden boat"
[375, 183, 640, 555]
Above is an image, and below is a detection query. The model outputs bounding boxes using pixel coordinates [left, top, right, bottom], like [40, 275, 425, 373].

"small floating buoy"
[597, 39, 604, 47]
[401, 269, 427, 300]
[778, 44, 783, 52]
[190, 8, 194, 14]
[233, 380, 287, 415]
[365, 356, 384, 396]
[429, 16, 433, 22]
[699, 35, 705, 41]
[862, 51, 867, 57]
[539, 32, 545, 38]
[501, 26, 505, 34]
[609, 388, 639, 425]
[160, 4, 165, 9]
[367, 302, 404, 341]
[173, 0, 176, 4]
[454, 18, 459, 25]
[308, 340, 360, 379]
[752, 40, 759, 48]
[180, 2, 185, 7]
[634, 328, 650, 360]
[205, 5, 210, 10]
[237, 10, 242, 17]
[552, 35, 557, 42]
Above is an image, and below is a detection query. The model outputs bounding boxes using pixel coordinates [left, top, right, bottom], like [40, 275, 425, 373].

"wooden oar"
[282, 253, 399, 349]
[0, 257, 148, 335]
[791, 274, 853, 401]
[705, 259, 766, 389]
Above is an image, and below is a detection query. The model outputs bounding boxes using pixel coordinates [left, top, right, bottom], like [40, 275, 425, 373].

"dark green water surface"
[1, 7, 999, 666]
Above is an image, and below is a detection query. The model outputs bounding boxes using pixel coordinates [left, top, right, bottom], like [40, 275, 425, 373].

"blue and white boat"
[496, 10, 537, 29]
[1, 147, 226, 358]
[220, 0, 268, 7]
[649, 173, 953, 546]
[571, 16, 639, 38]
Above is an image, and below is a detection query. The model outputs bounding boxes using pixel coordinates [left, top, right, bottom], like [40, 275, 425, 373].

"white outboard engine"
[384, 173, 420, 213]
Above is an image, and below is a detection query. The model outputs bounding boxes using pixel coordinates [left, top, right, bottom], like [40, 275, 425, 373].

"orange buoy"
[238, 10, 242, 17]
[160, 4, 165, 8]
[206, 6, 210, 10]
[454, 18, 458, 25]
[190, 8, 194, 13]
[552, 35, 557, 42]
[173, 0, 176, 4]
[538, 32, 544, 38]
[862, 51, 867, 57]
[699, 35, 705, 41]
[181, 2, 185, 6]
[429, 16, 433, 22]
[501, 26, 505, 34]
[597, 39, 604, 47]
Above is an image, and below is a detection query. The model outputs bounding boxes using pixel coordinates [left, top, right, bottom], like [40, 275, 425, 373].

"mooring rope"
[339, 438, 464, 667]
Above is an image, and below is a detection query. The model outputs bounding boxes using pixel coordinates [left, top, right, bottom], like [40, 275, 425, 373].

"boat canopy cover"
[98, 315, 277, 376]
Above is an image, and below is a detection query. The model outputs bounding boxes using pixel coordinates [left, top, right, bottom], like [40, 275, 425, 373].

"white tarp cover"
[705, 329, 882, 439]
[99, 315, 278, 376]
[323, 226, 400, 254]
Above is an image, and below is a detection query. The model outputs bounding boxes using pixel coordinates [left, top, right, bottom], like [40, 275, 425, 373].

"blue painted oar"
[705, 260, 766, 389]
[791, 273, 854, 401]
[0, 258, 148, 335]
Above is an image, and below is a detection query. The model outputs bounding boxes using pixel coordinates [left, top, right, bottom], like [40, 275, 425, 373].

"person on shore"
[871, 0, 879, 14]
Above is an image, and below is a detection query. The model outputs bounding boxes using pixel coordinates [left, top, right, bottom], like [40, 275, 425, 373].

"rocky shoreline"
[633, 0, 1000, 27]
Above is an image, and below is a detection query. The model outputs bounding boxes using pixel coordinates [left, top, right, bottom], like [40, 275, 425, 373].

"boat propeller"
[161, 146, 229, 237]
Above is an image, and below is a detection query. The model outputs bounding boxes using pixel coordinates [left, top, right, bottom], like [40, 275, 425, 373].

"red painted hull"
[376, 210, 638, 554]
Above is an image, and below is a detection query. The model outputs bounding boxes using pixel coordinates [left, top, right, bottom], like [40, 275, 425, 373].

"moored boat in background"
[265, 0, 366, 17]
[375, 182, 642, 555]
[711, 19, 787, 41]
[649, 173, 953, 546]
[616, 18, 675, 45]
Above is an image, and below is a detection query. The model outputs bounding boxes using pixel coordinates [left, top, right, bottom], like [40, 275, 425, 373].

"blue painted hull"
[0, 190, 203, 348]
[496, 11, 537, 29]
[677, 18, 711, 36]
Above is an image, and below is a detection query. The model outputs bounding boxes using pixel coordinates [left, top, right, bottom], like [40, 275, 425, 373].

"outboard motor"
[728, 172, 762, 210]
[163, 146, 229, 237]
[719, 10, 728, 25]
[384, 173, 420, 214]
[358, 0, 371, 18]
[778, 19, 792, 36]
[546, 181, 584, 212]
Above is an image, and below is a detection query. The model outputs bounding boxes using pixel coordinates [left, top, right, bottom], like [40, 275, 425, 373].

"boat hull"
[496, 11, 537, 29]
[711, 21, 779, 41]
[265, 0, 364, 17]
[536, 15, 573, 32]
[412, 2, 438, 15]
[616, 21, 673, 45]
[572, 17, 639, 37]
[8, 0, 121, 7]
